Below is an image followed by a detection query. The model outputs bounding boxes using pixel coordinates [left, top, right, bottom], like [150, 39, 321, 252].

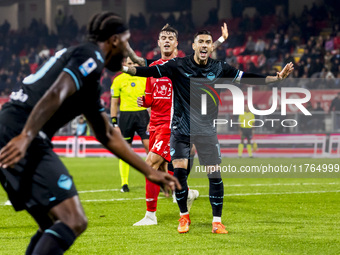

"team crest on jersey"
[153, 82, 172, 98]
[131, 82, 136, 87]
[79, 58, 97, 77]
[207, 72, 216, 81]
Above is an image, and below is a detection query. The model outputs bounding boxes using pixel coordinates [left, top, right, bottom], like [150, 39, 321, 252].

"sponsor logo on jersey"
[79, 58, 97, 77]
[131, 82, 136, 87]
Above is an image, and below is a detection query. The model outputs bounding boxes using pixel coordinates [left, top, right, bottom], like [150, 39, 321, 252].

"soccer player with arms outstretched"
[0, 12, 179, 254]
[128, 24, 229, 226]
[122, 28, 294, 234]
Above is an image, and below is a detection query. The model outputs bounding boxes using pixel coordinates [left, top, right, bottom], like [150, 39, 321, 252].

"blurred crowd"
[1, 3, 340, 97]
[0, 11, 87, 96]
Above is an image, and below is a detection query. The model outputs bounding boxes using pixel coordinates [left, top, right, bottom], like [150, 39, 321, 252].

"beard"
[105, 51, 125, 72]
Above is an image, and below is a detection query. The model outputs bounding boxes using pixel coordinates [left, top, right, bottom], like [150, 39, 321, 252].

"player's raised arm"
[213, 22, 229, 49]
[265, 62, 294, 83]
[127, 42, 147, 67]
[0, 72, 77, 168]
[223, 61, 294, 85]
[84, 110, 181, 195]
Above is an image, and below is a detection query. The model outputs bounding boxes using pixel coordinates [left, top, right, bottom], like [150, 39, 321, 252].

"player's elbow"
[94, 126, 112, 147]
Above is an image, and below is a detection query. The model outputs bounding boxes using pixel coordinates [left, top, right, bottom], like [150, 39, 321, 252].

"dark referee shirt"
[135, 54, 265, 136]
[0, 42, 105, 139]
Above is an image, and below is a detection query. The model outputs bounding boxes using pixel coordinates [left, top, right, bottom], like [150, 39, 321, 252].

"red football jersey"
[143, 59, 173, 131]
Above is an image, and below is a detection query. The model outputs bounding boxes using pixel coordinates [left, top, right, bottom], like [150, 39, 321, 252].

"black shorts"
[119, 110, 150, 143]
[241, 128, 252, 141]
[170, 133, 221, 166]
[0, 124, 78, 212]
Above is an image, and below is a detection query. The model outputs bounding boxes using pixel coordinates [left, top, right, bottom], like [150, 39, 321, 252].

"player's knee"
[58, 210, 88, 236]
[68, 214, 88, 236]
[207, 169, 222, 180]
[145, 157, 157, 169]
[172, 159, 187, 169]
[146, 152, 163, 170]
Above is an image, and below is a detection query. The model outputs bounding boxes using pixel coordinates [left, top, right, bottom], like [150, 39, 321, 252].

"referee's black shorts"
[119, 110, 150, 143]
[170, 133, 221, 166]
[0, 124, 78, 212]
[241, 128, 253, 141]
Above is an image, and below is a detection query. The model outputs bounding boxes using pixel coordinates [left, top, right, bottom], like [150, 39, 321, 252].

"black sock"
[168, 161, 174, 175]
[174, 168, 189, 213]
[32, 222, 76, 255]
[208, 171, 224, 217]
[187, 152, 195, 174]
[26, 230, 43, 255]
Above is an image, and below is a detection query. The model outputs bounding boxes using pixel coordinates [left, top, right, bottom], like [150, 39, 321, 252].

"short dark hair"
[87, 12, 128, 42]
[194, 30, 213, 41]
[159, 24, 178, 39]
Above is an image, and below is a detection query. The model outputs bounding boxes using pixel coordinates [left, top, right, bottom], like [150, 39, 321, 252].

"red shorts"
[149, 129, 171, 162]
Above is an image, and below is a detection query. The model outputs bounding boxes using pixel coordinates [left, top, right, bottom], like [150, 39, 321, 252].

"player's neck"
[161, 52, 176, 60]
[194, 54, 208, 66]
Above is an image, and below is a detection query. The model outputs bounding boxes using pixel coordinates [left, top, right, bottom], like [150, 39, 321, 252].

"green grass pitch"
[0, 157, 339, 254]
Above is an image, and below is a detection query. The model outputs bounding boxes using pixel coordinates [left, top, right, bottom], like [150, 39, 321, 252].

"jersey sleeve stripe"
[236, 71, 244, 84]
[63, 68, 80, 90]
[99, 107, 105, 112]
[155, 65, 162, 77]
[232, 70, 240, 83]
[232, 70, 243, 84]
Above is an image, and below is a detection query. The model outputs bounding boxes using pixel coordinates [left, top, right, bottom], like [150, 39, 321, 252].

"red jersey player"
[129, 23, 229, 226]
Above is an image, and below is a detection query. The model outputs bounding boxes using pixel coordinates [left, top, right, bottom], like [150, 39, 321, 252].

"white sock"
[213, 216, 221, 223]
[146, 211, 156, 218]
[180, 212, 189, 216]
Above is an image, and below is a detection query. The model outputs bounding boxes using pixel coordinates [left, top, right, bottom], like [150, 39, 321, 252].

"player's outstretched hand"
[0, 133, 30, 168]
[277, 62, 294, 80]
[221, 22, 229, 40]
[146, 170, 181, 197]
[137, 96, 145, 107]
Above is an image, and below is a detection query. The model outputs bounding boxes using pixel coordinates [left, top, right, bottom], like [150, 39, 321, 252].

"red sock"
[145, 177, 160, 212]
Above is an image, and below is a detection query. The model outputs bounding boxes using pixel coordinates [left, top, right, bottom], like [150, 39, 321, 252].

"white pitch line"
[78, 189, 120, 194]
[80, 190, 340, 203]
[2, 189, 339, 206]
[190, 182, 340, 188]
[76, 182, 340, 194]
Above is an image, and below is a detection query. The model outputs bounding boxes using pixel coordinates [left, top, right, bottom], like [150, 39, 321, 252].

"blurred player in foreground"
[238, 105, 255, 158]
[0, 12, 179, 254]
[111, 57, 149, 192]
[122, 26, 293, 234]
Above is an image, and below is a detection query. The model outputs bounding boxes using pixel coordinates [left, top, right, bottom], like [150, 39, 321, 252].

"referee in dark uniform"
[122, 28, 294, 233]
[0, 12, 179, 254]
